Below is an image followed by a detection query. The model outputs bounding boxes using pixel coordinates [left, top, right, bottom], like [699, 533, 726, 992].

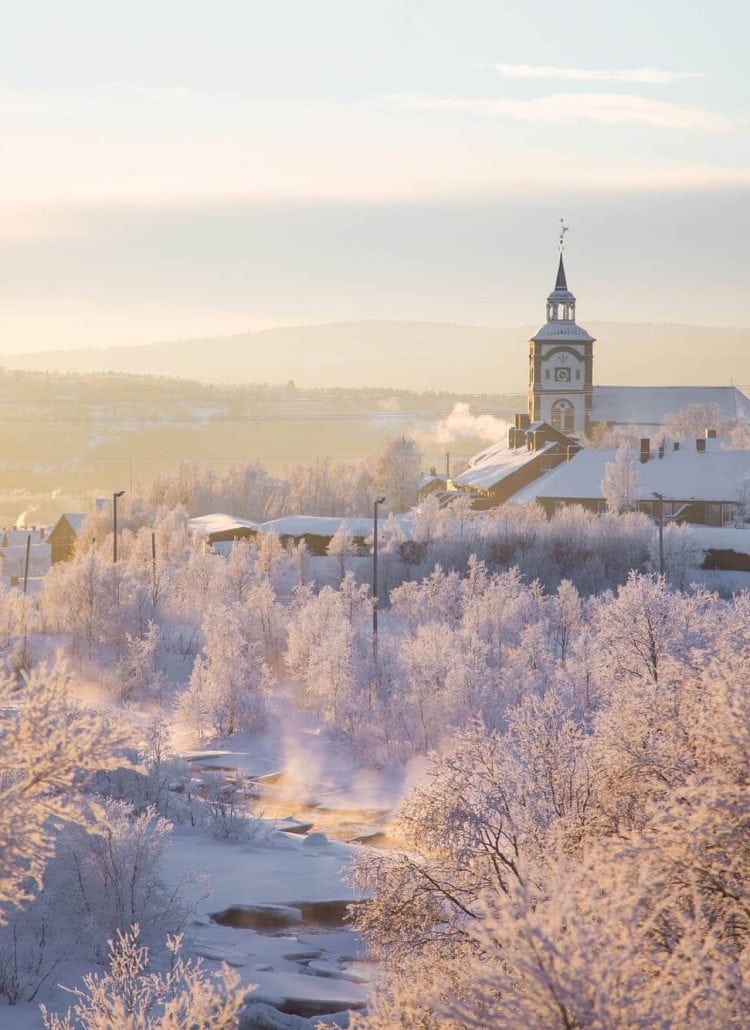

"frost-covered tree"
[326, 523, 357, 583]
[369, 436, 422, 513]
[179, 603, 266, 741]
[286, 576, 373, 732]
[662, 401, 726, 440]
[0, 660, 134, 922]
[42, 925, 244, 1030]
[601, 443, 640, 512]
[354, 610, 750, 1029]
[659, 521, 705, 588]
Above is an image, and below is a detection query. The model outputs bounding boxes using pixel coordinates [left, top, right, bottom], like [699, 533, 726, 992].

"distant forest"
[0, 367, 522, 525]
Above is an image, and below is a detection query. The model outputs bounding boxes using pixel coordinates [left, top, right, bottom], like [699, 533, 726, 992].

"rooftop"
[455, 440, 556, 491]
[590, 385, 750, 427]
[513, 441, 750, 504]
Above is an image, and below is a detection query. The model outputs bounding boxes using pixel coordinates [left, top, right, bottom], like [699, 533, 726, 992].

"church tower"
[528, 226, 594, 436]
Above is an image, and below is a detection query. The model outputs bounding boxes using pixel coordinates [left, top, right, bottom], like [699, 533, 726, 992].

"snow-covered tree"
[326, 523, 357, 583]
[0, 660, 134, 922]
[369, 436, 422, 513]
[662, 401, 726, 441]
[42, 925, 244, 1029]
[179, 604, 266, 741]
[601, 443, 640, 512]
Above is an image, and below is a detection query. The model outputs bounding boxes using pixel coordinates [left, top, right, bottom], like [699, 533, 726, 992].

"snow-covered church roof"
[590, 386, 750, 428]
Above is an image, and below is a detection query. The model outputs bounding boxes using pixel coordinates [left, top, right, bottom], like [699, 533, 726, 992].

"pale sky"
[1, 0, 749, 351]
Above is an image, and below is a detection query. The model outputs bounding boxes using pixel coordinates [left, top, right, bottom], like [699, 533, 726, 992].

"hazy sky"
[1, 1, 749, 352]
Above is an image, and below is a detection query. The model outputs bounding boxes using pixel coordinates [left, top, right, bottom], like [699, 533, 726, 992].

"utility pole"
[151, 531, 157, 605]
[446, 451, 450, 481]
[372, 496, 386, 661]
[113, 490, 125, 564]
[22, 533, 31, 594]
[652, 491, 665, 577]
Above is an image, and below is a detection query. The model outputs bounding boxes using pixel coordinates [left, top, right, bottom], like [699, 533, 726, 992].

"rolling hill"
[4, 320, 750, 393]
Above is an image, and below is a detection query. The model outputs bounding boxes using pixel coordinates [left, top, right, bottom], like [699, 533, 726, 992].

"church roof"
[590, 386, 750, 427]
[532, 321, 595, 343]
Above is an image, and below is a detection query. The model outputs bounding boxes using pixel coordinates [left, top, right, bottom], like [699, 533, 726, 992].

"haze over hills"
[4, 321, 750, 393]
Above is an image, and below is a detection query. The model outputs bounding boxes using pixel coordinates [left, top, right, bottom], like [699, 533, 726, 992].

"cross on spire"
[555, 219, 570, 291]
[559, 218, 569, 254]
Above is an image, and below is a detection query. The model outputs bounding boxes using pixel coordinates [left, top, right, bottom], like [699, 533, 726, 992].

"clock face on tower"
[554, 367, 571, 382]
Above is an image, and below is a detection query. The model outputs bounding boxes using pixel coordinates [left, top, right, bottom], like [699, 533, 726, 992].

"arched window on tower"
[551, 398, 575, 433]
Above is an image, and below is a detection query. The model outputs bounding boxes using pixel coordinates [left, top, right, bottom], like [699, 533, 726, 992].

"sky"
[0, 0, 749, 352]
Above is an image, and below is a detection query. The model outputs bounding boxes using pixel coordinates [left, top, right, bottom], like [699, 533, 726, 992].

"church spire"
[555, 218, 569, 289]
[555, 253, 567, 291]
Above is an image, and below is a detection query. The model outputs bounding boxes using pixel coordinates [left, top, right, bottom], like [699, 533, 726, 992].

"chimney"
[696, 438, 706, 453]
[515, 413, 530, 430]
[532, 428, 550, 452]
[705, 428, 717, 439]
[640, 438, 650, 464]
[673, 441, 680, 451]
[508, 427, 517, 448]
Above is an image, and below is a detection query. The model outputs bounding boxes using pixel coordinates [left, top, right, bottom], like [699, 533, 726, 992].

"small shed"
[48, 513, 86, 564]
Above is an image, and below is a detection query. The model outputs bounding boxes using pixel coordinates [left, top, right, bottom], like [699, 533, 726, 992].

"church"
[449, 238, 750, 516]
[527, 243, 750, 438]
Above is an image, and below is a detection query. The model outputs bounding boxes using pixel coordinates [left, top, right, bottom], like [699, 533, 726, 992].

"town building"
[452, 421, 580, 508]
[514, 435, 750, 526]
[48, 513, 86, 564]
[257, 516, 376, 556]
[187, 513, 259, 545]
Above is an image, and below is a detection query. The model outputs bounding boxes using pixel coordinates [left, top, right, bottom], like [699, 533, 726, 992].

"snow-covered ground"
[4, 700, 399, 1028]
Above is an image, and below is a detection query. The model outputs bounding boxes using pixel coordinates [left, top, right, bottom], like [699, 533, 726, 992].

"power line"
[0, 409, 514, 423]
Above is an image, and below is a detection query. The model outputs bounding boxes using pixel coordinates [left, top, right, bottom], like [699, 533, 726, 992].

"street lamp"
[652, 491, 665, 577]
[113, 490, 125, 564]
[372, 496, 386, 661]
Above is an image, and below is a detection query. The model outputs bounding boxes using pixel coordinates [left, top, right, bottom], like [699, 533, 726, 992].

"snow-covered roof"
[64, 513, 86, 532]
[259, 516, 376, 538]
[454, 441, 556, 491]
[590, 386, 750, 427]
[49, 513, 86, 536]
[688, 526, 750, 554]
[532, 321, 595, 343]
[515, 443, 750, 503]
[188, 513, 259, 535]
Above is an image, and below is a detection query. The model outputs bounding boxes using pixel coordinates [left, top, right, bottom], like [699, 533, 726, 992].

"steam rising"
[15, 504, 38, 529]
[427, 402, 509, 447]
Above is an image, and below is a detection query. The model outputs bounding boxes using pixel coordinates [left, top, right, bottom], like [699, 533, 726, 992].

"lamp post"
[372, 496, 386, 661]
[113, 490, 125, 564]
[652, 491, 665, 577]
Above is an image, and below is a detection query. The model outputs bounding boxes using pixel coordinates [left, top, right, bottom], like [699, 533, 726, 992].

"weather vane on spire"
[559, 218, 569, 254]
